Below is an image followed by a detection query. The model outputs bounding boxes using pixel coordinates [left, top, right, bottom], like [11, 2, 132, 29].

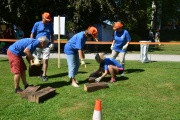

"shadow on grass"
[125, 69, 145, 74]
[102, 76, 129, 82]
[48, 71, 88, 79]
[0, 59, 8, 62]
[48, 72, 68, 78]
[36, 81, 71, 88]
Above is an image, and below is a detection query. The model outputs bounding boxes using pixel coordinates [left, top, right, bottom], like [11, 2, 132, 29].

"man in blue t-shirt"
[7, 36, 49, 94]
[30, 12, 54, 81]
[64, 26, 98, 87]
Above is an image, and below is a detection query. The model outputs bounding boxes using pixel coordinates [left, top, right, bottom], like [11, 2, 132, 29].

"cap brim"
[43, 17, 51, 21]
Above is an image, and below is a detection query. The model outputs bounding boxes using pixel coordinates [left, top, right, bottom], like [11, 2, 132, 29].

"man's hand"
[122, 44, 128, 50]
[95, 77, 102, 82]
[81, 59, 86, 68]
[33, 58, 41, 66]
[49, 42, 54, 50]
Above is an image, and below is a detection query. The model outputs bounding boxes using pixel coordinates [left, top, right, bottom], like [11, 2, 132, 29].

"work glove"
[33, 58, 41, 66]
[81, 59, 86, 68]
[122, 44, 128, 50]
[110, 44, 114, 50]
[49, 42, 54, 50]
[95, 77, 102, 82]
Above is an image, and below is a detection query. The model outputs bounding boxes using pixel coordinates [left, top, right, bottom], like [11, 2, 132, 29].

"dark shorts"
[7, 50, 27, 74]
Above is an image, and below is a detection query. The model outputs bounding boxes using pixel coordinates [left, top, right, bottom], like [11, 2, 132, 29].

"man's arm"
[30, 33, 34, 38]
[24, 47, 34, 60]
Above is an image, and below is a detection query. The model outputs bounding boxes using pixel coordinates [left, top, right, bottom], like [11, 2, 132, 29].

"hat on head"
[95, 53, 104, 63]
[42, 12, 52, 21]
[88, 26, 98, 38]
[113, 22, 123, 30]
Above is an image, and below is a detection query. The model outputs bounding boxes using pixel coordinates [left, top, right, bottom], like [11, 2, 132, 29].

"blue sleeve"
[27, 41, 39, 53]
[125, 30, 131, 42]
[31, 23, 38, 35]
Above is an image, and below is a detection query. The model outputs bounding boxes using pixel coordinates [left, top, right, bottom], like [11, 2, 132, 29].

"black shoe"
[24, 84, 33, 89]
[14, 87, 23, 94]
[42, 76, 48, 82]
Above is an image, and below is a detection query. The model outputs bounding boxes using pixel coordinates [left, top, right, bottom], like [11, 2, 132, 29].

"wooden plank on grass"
[84, 82, 108, 92]
[28, 87, 56, 103]
[21, 86, 40, 99]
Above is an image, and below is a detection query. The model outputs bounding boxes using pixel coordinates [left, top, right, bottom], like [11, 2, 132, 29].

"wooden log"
[28, 64, 43, 77]
[28, 87, 56, 103]
[21, 86, 40, 99]
[84, 82, 108, 92]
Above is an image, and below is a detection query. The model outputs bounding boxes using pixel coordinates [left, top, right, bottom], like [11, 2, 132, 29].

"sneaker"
[24, 84, 33, 89]
[110, 79, 116, 83]
[14, 87, 23, 94]
[42, 76, 48, 82]
[121, 72, 124, 76]
[72, 83, 79, 87]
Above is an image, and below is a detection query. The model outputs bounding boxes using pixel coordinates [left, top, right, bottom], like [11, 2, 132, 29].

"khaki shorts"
[111, 50, 126, 65]
[33, 47, 50, 59]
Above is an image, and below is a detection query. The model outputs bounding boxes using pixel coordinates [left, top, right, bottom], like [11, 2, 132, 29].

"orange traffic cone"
[92, 99, 102, 120]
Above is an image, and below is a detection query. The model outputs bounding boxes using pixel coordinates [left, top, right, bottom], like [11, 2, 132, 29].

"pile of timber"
[21, 86, 56, 103]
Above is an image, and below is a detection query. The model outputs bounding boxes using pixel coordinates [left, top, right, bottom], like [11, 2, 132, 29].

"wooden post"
[58, 16, 61, 68]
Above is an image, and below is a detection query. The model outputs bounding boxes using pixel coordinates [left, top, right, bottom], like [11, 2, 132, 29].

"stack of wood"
[21, 86, 56, 103]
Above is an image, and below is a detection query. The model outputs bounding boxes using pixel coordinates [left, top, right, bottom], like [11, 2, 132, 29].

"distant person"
[94, 53, 124, 83]
[15, 26, 24, 40]
[7, 36, 49, 94]
[110, 22, 131, 76]
[67, 28, 75, 40]
[155, 29, 160, 46]
[3, 26, 12, 39]
[30, 12, 54, 81]
[148, 29, 154, 42]
[64, 26, 98, 87]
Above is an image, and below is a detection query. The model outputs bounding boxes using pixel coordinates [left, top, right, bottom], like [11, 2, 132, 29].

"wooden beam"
[21, 86, 41, 99]
[28, 87, 56, 103]
[84, 82, 108, 92]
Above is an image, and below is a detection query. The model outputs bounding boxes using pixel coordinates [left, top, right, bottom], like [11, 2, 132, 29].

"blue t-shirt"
[8, 38, 40, 56]
[113, 29, 131, 52]
[31, 21, 54, 46]
[100, 58, 123, 71]
[64, 31, 87, 55]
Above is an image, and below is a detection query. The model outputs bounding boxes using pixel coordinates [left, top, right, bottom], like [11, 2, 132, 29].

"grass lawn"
[0, 57, 180, 120]
[128, 43, 180, 55]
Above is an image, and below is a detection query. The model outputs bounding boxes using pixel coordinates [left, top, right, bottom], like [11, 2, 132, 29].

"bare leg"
[21, 71, 28, 86]
[108, 65, 119, 83]
[14, 74, 21, 89]
[42, 59, 48, 76]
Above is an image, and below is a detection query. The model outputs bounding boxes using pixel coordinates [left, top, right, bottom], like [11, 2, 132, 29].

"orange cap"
[113, 22, 123, 30]
[88, 26, 98, 38]
[42, 12, 52, 21]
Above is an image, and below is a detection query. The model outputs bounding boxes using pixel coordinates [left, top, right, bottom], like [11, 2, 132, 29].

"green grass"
[0, 57, 180, 120]
[127, 41, 180, 55]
